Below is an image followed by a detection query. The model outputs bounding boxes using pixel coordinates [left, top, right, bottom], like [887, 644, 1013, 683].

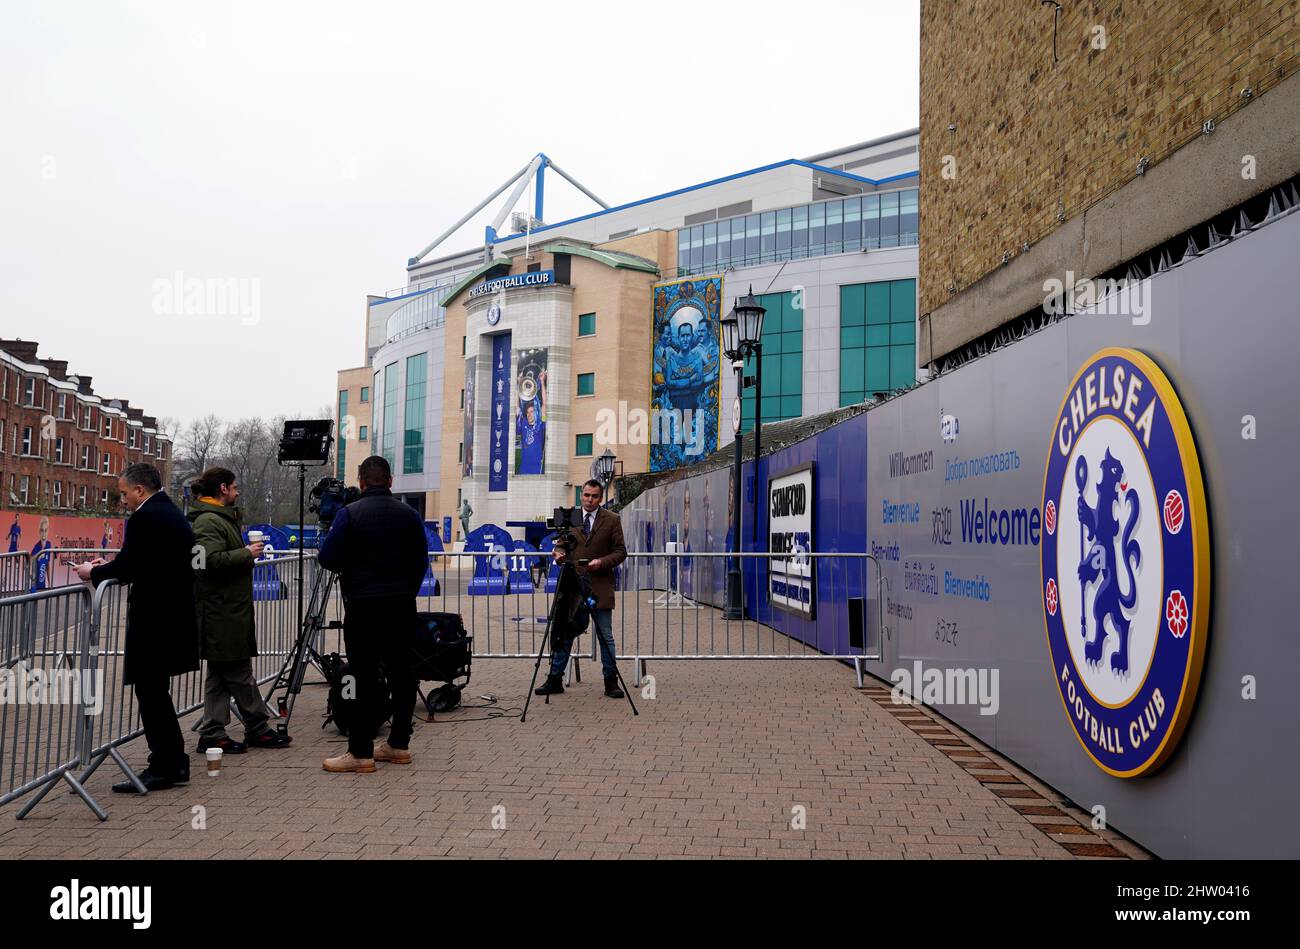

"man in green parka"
[189, 467, 291, 753]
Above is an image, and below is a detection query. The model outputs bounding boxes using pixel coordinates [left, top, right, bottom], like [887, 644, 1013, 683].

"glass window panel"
[825, 200, 843, 253]
[761, 354, 780, 391]
[783, 301, 802, 335]
[866, 348, 890, 393]
[690, 225, 704, 270]
[890, 279, 917, 323]
[840, 351, 865, 390]
[891, 345, 916, 389]
[744, 214, 760, 264]
[716, 220, 731, 266]
[862, 195, 881, 250]
[891, 321, 915, 345]
[760, 211, 776, 260]
[840, 390, 864, 408]
[842, 196, 862, 250]
[809, 203, 825, 256]
[791, 205, 808, 255]
[760, 396, 780, 418]
[775, 208, 791, 254]
[867, 324, 891, 347]
[865, 283, 891, 323]
[899, 189, 919, 245]
[840, 283, 865, 325]
[780, 395, 802, 418]
[702, 221, 717, 267]
[578, 312, 596, 336]
[576, 433, 593, 456]
[578, 372, 595, 396]
[880, 192, 900, 248]
[780, 352, 801, 392]
[842, 326, 866, 348]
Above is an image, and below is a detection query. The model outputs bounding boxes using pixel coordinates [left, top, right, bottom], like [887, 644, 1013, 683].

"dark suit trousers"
[133, 675, 188, 776]
[343, 596, 418, 759]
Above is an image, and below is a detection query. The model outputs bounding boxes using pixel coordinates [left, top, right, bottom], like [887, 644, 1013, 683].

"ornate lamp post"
[721, 287, 766, 620]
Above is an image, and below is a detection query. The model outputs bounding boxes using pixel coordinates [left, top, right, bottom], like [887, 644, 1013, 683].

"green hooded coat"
[187, 500, 258, 662]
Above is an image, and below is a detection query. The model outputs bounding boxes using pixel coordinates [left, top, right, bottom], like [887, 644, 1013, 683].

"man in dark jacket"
[536, 479, 628, 699]
[189, 466, 291, 754]
[317, 455, 429, 774]
[74, 462, 200, 793]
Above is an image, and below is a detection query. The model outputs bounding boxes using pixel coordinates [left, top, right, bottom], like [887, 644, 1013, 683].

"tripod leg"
[521, 561, 568, 722]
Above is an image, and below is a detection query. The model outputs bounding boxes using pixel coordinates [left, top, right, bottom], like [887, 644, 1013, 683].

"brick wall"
[919, 0, 1300, 319]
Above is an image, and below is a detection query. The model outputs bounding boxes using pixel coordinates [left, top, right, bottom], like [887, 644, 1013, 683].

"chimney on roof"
[142, 415, 158, 428]
[0, 339, 40, 364]
[40, 359, 69, 380]
[75, 376, 93, 394]
[127, 408, 144, 421]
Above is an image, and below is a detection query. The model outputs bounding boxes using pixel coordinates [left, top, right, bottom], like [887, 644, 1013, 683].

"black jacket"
[317, 487, 428, 602]
[90, 491, 201, 685]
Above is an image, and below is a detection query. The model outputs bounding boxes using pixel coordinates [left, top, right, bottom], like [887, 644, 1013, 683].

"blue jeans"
[550, 608, 617, 678]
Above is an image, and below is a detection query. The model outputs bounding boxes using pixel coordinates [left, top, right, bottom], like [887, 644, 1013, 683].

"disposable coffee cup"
[206, 747, 222, 776]
[248, 531, 265, 545]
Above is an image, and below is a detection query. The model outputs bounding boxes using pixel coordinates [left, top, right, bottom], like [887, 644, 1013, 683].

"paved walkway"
[0, 659, 1146, 859]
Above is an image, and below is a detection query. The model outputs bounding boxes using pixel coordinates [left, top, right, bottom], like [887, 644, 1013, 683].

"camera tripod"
[263, 558, 342, 735]
[522, 556, 638, 722]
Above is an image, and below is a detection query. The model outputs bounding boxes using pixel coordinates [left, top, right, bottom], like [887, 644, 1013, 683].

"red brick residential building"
[0, 339, 173, 515]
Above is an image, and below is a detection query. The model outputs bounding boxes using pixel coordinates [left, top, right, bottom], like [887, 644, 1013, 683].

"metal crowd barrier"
[0, 585, 98, 817]
[421, 550, 886, 685]
[2, 547, 880, 821]
[0, 551, 32, 597]
[0, 552, 330, 820]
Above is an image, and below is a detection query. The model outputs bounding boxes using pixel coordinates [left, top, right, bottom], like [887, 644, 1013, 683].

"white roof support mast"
[407, 153, 610, 268]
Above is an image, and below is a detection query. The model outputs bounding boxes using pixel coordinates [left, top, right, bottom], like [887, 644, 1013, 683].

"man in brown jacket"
[535, 479, 628, 698]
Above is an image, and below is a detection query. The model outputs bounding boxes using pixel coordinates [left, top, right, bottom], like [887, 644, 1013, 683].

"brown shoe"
[323, 752, 376, 773]
[373, 742, 412, 765]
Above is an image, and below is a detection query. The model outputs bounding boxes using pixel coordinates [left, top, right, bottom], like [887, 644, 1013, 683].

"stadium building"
[336, 129, 920, 541]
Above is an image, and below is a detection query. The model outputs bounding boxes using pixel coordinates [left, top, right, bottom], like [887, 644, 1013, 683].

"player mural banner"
[650, 275, 721, 472]
[463, 356, 476, 479]
[514, 347, 548, 475]
[3, 511, 125, 592]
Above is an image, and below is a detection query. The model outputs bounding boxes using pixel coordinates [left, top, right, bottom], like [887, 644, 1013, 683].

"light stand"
[272, 420, 335, 734]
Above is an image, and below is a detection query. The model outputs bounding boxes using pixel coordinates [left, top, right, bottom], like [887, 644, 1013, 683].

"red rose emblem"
[1166, 590, 1189, 638]
[1045, 500, 1057, 535]
[1045, 579, 1059, 617]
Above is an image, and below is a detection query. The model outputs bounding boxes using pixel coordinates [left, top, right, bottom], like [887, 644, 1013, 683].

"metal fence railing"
[0, 552, 329, 820]
[0, 552, 31, 597]
[1, 548, 881, 821]
[420, 550, 886, 685]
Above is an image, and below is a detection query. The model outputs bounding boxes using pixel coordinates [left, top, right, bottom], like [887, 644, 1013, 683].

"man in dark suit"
[74, 462, 200, 792]
[535, 478, 628, 698]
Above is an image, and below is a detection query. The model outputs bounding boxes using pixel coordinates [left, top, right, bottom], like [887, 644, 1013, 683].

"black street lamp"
[591, 448, 621, 503]
[721, 287, 766, 621]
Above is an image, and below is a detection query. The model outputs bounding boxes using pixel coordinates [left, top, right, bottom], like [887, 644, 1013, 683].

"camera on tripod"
[310, 477, 360, 529]
[547, 505, 584, 550]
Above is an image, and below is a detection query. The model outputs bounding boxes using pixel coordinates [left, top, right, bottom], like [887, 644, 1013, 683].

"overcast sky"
[0, 0, 919, 431]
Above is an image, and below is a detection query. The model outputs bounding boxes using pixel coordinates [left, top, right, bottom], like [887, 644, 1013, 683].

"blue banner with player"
[514, 347, 547, 475]
[650, 275, 721, 472]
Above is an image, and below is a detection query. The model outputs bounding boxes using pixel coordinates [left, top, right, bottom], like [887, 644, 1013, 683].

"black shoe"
[604, 674, 624, 699]
[246, 731, 292, 749]
[197, 736, 247, 755]
[534, 674, 564, 696]
[112, 770, 181, 794]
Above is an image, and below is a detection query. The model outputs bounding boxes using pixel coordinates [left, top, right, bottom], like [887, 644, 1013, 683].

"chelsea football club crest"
[1041, 348, 1210, 778]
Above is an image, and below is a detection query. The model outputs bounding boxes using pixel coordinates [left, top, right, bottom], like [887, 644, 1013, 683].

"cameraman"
[317, 456, 429, 773]
[535, 479, 627, 699]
